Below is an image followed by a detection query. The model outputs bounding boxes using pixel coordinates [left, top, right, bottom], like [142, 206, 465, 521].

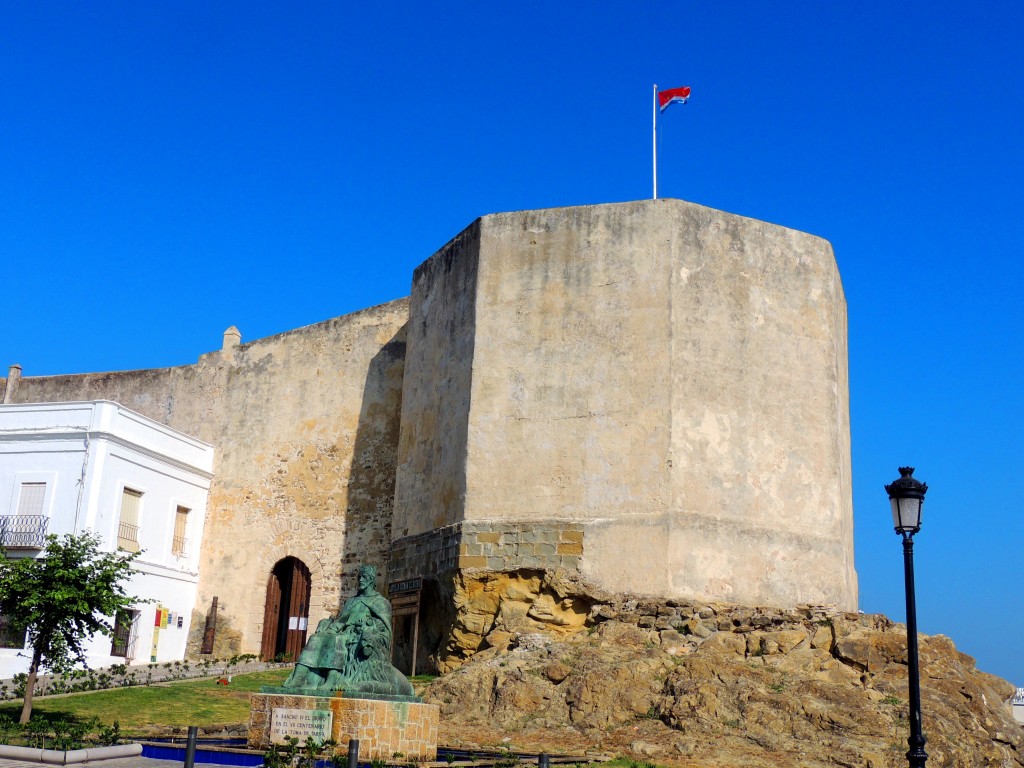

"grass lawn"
[0, 668, 290, 734]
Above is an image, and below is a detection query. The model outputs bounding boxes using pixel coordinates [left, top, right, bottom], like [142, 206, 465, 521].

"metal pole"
[183, 725, 198, 768]
[902, 534, 928, 767]
[539, 753, 550, 768]
[652, 84, 658, 200]
[348, 737, 360, 768]
[411, 607, 420, 678]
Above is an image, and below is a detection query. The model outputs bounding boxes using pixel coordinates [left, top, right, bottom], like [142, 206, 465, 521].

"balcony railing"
[171, 535, 188, 557]
[0, 515, 49, 549]
[117, 521, 140, 552]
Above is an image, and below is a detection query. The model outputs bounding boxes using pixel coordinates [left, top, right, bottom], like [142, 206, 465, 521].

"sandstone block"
[681, 617, 712, 638]
[770, 628, 808, 654]
[658, 629, 688, 649]
[482, 630, 515, 651]
[698, 630, 746, 656]
[810, 623, 834, 651]
[544, 662, 571, 683]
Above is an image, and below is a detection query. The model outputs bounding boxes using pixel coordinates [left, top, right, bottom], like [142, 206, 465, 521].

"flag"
[658, 86, 691, 113]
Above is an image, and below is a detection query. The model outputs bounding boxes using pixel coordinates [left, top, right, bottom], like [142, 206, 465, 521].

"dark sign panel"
[389, 577, 422, 595]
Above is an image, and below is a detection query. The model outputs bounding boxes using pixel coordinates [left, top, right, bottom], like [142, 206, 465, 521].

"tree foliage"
[0, 532, 141, 722]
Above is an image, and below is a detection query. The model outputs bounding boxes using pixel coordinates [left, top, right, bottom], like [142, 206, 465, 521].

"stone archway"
[260, 556, 312, 661]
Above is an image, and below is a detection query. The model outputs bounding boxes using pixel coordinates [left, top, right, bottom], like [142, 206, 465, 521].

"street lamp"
[885, 466, 929, 768]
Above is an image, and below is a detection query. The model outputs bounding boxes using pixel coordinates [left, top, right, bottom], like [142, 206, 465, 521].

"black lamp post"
[885, 466, 929, 768]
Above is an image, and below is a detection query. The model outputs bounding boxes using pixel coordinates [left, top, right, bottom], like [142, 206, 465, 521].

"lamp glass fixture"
[884, 466, 928, 535]
[890, 496, 922, 533]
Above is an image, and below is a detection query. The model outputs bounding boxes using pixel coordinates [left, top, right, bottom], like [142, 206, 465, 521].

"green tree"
[0, 532, 141, 722]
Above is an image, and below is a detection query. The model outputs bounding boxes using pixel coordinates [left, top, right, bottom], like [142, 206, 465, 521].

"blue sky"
[2, 3, 1022, 684]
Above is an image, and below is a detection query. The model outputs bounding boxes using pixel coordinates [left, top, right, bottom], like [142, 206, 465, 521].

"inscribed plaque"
[270, 707, 333, 744]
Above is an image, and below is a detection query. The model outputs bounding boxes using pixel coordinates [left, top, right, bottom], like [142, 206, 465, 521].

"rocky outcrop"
[424, 570, 1022, 768]
[435, 570, 597, 672]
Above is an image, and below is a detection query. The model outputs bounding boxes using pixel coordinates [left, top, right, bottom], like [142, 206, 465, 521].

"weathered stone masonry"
[2, 198, 857, 665]
[387, 522, 585, 583]
[392, 199, 855, 611]
[4, 300, 410, 659]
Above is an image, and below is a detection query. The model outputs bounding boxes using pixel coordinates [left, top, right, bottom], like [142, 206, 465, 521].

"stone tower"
[389, 199, 856, 610]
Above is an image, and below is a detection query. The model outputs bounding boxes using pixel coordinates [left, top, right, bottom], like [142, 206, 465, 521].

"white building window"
[117, 488, 142, 552]
[110, 609, 139, 661]
[17, 483, 46, 516]
[172, 506, 189, 556]
[0, 482, 50, 548]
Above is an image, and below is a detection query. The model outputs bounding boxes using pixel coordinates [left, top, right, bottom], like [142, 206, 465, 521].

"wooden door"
[260, 557, 311, 662]
[260, 569, 283, 661]
[284, 559, 311, 661]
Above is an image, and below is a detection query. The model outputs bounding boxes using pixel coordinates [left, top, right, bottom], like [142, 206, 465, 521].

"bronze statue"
[278, 564, 414, 698]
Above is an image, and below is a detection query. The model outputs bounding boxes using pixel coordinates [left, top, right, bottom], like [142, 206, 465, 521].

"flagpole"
[652, 83, 658, 200]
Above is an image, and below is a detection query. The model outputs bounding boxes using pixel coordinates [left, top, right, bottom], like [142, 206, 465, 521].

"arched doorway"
[260, 557, 312, 661]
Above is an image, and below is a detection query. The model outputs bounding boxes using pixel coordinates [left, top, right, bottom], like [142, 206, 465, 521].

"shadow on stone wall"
[341, 323, 457, 675]
[340, 327, 407, 601]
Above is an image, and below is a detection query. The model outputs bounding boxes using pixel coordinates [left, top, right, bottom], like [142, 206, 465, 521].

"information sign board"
[270, 708, 333, 744]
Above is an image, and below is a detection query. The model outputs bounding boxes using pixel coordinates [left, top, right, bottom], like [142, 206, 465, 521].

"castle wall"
[392, 224, 479, 539]
[660, 203, 855, 607]
[5, 197, 857, 661]
[467, 204, 673, 522]
[4, 299, 410, 656]
[392, 200, 856, 610]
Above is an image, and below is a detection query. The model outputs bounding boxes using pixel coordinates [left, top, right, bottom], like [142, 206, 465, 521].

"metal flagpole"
[652, 84, 658, 199]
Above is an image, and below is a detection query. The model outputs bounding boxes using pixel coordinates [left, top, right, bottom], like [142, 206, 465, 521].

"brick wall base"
[388, 521, 583, 584]
[248, 693, 439, 760]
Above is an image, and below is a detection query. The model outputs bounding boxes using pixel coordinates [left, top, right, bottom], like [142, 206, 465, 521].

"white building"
[1013, 688, 1024, 724]
[0, 401, 213, 678]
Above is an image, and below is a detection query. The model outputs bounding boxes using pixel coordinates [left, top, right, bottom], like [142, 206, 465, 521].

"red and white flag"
[658, 86, 691, 113]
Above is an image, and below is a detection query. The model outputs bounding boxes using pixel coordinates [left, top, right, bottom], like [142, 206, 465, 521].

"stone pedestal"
[248, 694, 439, 761]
